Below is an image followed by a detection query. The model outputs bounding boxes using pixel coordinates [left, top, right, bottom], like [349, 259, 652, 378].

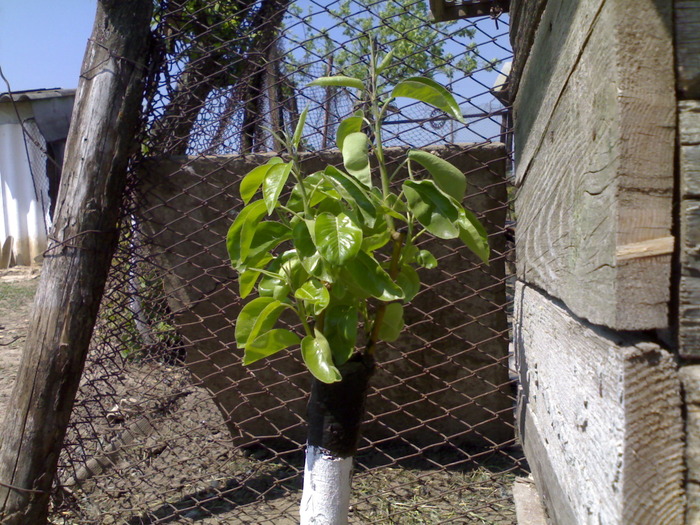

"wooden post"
[0, 1, 152, 523]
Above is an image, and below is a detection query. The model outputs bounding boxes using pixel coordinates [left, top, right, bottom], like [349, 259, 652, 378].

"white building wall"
[0, 103, 51, 267]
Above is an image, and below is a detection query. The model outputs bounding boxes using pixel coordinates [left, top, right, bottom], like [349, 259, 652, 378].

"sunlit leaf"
[458, 208, 490, 264]
[336, 115, 364, 150]
[240, 158, 283, 204]
[294, 279, 330, 314]
[416, 249, 438, 269]
[408, 149, 466, 201]
[301, 330, 342, 383]
[391, 77, 464, 123]
[378, 302, 404, 342]
[308, 75, 364, 91]
[324, 166, 376, 226]
[292, 105, 309, 149]
[243, 329, 301, 365]
[246, 222, 291, 262]
[341, 132, 371, 187]
[263, 161, 293, 215]
[227, 200, 268, 268]
[315, 212, 363, 265]
[239, 252, 273, 298]
[403, 180, 461, 239]
[376, 48, 395, 75]
[234, 297, 287, 348]
[287, 172, 339, 212]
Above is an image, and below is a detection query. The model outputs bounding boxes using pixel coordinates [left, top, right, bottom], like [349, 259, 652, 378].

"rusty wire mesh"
[52, 1, 523, 523]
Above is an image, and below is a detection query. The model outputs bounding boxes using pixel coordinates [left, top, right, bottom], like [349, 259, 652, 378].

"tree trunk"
[300, 353, 374, 524]
[0, 1, 152, 523]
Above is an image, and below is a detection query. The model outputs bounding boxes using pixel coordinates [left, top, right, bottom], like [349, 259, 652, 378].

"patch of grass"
[0, 281, 38, 306]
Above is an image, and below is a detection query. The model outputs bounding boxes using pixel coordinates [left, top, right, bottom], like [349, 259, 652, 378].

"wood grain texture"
[680, 101, 700, 357]
[514, 0, 675, 330]
[676, 0, 700, 99]
[680, 101, 700, 198]
[0, 2, 153, 523]
[507, 0, 547, 103]
[514, 281, 685, 525]
[680, 366, 700, 524]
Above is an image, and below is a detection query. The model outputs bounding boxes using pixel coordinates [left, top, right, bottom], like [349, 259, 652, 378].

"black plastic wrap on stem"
[306, 352, 376, 458]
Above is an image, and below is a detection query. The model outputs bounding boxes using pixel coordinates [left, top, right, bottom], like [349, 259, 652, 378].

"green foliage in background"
[287, 0, 477, 84]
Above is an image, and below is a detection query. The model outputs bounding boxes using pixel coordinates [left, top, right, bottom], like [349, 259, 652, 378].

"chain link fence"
[51, 1, 523, 522]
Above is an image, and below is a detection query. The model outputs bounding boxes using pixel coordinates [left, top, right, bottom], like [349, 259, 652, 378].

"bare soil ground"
[0, 268, 523, 524]
[0, 266, 40, 412]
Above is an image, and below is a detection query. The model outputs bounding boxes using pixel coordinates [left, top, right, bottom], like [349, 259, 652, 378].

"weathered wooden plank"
[679, 101, 700, 357]
[514, 0, 675, 330]
[507, 0, 547, 103]
[514, 282, 685, 524]
[0, 2, 152, 523]
[680, 101, 700, 197]
[512, 0, 605, 182]
[680, 199, 700, 357]
[680, 366, 700, 524]
[676, 0, 700, 99]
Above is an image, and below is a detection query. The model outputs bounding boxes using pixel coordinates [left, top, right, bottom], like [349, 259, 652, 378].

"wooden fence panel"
[513, 0, 675, 330]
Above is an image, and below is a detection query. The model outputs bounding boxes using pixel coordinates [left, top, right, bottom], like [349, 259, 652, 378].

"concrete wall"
[0, 102, 50, 267]
[137, 144, 514, 449]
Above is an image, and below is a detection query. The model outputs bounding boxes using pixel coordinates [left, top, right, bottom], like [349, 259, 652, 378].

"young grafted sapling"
[227, 44, 489, 525]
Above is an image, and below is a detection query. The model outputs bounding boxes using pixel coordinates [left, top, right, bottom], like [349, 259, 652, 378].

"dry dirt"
[0, 265, 41, 412]
[0, 267, 523, 524]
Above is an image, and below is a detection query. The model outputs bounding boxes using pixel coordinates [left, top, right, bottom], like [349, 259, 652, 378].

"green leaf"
[240, 158, 283, 204]
[263, 161, 293, 215]
[324, 166, 377, 226]
[227, 200, 268, 267]
[258, 274, 286, 298]
[239, 252, 273, 298]
[458, 208, 490, 264]
[362, 228, 391, 252]
[292, 105, 309, 149]
[243, 329, 301, 365]
[246, 221, 292, 262]
[301, 330, 342, 383]
[315, 212, 363, 265]
[376, 48, 395, 75]
[293, 220, 316, 257]
[293, 221, 337, 283]
[287, 172, 338, 212]
[308, 75, 364, 91]
[343, 250, 404, 301]
[396, 265, 420, 302]
[391, 77, 464, 123]
[378, 302, 404, 342]
[280, 254, 309, 291]
[408, 150, 466, 201]
[235, 297, 288, 348]
[416, 249, 438, 269]
[323, 304, 358, 365]
[403, 180, 461, 239]
[336, 115, 364, 150]
[341, 132, 371, 187]
[294, 279, 330, 315]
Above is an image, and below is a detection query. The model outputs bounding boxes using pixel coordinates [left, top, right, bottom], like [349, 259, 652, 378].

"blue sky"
[0, 1, 97, 92]
[0, 0, 510, 145]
